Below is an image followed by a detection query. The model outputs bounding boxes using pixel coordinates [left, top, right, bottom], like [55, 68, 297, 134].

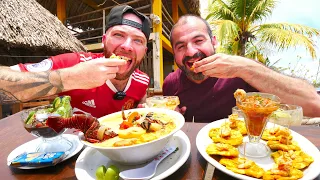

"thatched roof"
[0, 0, 86, 65]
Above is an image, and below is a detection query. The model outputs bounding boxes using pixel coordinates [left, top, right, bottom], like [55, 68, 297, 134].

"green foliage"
[206, 0, 320, 60]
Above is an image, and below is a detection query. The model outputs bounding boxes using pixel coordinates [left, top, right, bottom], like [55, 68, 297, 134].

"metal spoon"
[119, 146, 177, 180]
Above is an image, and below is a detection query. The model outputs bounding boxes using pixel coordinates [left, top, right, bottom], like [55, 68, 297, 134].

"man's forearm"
[240, 61, 320, 116]
[0, 66, 65, 104]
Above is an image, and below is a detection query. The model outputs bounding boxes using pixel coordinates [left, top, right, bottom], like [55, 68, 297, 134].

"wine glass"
[236, 92, 280, 158]
[145, 96, 180, 110]
[21, 105, 73, 154]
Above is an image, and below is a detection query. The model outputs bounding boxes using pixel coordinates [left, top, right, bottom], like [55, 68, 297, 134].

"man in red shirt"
[2, 5, 151, 118]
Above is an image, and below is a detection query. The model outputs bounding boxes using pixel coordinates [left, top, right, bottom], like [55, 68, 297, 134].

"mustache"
[182, 52, 207, 64]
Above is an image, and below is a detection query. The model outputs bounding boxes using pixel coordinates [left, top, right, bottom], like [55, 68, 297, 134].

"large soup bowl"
[79, 108, 185, 165]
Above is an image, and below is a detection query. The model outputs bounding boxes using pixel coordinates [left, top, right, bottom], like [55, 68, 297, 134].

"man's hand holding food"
[60, 57, 127, 90]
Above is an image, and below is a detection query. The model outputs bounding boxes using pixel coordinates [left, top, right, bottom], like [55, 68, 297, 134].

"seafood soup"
[91, 111, 177, 147]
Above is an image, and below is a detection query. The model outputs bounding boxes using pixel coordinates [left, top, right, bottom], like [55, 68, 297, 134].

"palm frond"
[210, 20, 240, 47]
[258, 23, 320, 37]
[247, 0, 277, 23]
[256, 26, 318, 59]
[206, 0, 237, 22]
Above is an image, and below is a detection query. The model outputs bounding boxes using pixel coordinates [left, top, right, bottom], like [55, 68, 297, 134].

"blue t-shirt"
[163, 69, 257, 122]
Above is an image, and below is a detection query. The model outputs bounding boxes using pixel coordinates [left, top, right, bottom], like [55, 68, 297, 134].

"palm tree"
[206, 0, 320, 63]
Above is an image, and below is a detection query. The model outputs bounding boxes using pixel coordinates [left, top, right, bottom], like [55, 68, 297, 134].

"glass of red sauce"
[235, 90, 280, 158]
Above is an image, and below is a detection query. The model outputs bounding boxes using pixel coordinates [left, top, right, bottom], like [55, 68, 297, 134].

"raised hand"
[61, 58, 127, 90]
[193, 53, 255, 79]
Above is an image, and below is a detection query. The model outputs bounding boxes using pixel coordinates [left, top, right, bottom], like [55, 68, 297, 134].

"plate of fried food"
[196, 114, 320, 180]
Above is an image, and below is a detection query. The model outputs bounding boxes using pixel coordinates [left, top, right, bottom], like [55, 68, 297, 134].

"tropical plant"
[206, 0, 320, 63]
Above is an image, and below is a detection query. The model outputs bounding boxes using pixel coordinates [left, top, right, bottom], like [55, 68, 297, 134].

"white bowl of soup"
[79, 108, 185, 165]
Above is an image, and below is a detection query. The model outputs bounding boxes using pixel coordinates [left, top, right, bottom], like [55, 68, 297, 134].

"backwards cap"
[105, 5, 151, 40]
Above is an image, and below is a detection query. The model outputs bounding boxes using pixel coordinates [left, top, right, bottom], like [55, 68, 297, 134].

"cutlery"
[119, 146, 177, 180]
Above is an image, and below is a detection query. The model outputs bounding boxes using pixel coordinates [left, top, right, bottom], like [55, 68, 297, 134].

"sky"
[200, 0, 320, 82]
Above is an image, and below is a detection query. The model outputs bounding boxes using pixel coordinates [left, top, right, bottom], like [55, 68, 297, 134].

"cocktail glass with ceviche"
[234, 89, 280, 158]
[146, 96, 180, 110]
[22, 96, 73, 153]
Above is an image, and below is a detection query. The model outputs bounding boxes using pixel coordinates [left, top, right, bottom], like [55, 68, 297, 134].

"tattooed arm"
[1, 58, 126, 104]
[0, 66, 64, 104]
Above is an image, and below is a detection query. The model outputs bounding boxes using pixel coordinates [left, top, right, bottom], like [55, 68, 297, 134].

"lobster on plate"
[46, 114, 117, 143]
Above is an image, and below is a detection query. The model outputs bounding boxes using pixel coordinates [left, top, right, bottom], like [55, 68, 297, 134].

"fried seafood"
[221, 114, 247, 135]
[272, 150, 314, 170]
[220, 157, 265, 179]
[263, 154, 303, 180]
[206, 143, 239, 157]
[267, 138, 301, 151]
[234, 89, 246, 101]
[262, 127, 292, 141]
[209, 127, 243, 146]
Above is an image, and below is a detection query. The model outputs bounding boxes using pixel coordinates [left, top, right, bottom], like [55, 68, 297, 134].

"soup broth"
[93, 112, 176, 147]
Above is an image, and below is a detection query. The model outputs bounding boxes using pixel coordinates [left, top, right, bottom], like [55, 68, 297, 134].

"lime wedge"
[25, 111, 35, 125]
[53, 97, 61, 109]
[95, 165, 107, 180]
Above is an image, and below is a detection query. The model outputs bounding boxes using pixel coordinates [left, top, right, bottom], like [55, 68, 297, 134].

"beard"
[179, 51, 208, 81]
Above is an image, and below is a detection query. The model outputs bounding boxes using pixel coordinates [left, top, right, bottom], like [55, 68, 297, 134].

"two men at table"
[1, 7, 319, 122]
[163, 15, 320, 122]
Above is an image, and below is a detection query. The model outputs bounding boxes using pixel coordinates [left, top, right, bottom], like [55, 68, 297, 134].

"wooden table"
[1, 112, 320, 180]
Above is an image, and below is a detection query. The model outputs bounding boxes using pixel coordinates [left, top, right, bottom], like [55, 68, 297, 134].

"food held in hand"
[110, 53, 129, 61]
[47, 111, 176, 146]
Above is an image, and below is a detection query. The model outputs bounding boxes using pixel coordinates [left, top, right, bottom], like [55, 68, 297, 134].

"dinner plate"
[75, 130, 191, 180]
[7, 134, 84, 169]
[196, 119, 320, 180]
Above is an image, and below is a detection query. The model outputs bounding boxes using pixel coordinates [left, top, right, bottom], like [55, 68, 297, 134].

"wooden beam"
[171, 1, 179, 70]
[161, 34, 172, 53]
[178, 0, 187, 14]
[172, 0, 179, 23]
[152, 0, 163, 91]
[56, 0, 66, 24]
[81, 0, 99, 10]
[85, 43, 103, 51]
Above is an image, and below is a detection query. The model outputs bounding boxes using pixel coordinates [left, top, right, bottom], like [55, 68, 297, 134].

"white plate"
[75, 130, 191, 180]
[196, 119, 320, 180]
[7, 134, 84, 169]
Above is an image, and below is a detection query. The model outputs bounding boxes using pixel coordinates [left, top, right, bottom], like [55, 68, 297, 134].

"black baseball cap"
[105, 5, 151, 40]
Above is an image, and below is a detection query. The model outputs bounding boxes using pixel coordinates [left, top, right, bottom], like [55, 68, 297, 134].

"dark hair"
[170, 15, 213, 48]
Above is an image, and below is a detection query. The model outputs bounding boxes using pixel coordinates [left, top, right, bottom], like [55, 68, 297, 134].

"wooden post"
[152, 0, 163, 91]
[151, 32, 161, 92]
[103, 9, 106, 34]
[172, 0, 179, 70]
[56, 0, 66, 24]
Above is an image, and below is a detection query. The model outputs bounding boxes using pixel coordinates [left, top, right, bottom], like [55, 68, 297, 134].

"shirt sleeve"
[11, 53, 81, 72]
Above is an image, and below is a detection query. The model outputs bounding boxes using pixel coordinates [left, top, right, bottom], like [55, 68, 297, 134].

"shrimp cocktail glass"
[234, 89, 280, 158]
[146, 96, 180, 110]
